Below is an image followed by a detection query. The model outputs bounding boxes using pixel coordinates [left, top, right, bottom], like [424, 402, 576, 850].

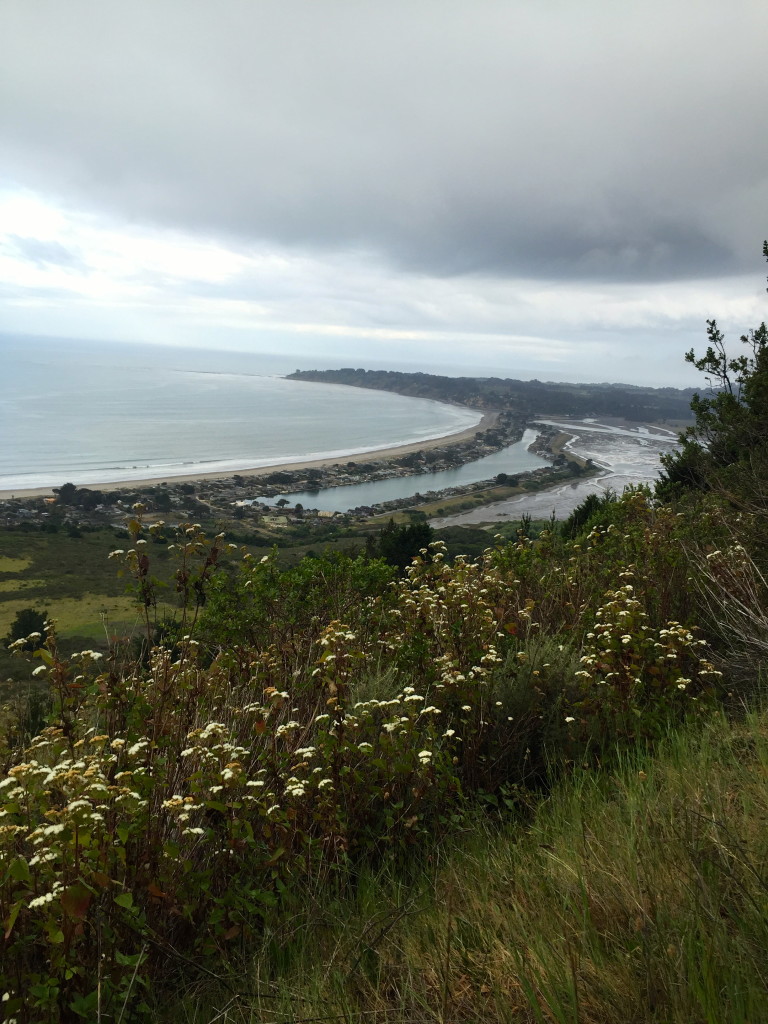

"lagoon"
[255, 429, 547, 513]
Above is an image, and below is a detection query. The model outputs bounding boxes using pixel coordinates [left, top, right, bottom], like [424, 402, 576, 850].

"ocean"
[0, 336, 481, 492]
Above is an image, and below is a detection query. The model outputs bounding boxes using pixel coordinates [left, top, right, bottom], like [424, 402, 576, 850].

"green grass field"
[0, 527, 181, 683]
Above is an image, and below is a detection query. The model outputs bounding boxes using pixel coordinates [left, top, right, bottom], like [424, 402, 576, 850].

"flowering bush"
[568, 580, 720, 750]
[0, 495, 726, 1020]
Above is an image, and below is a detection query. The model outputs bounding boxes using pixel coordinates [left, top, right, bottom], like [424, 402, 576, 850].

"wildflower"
[29, 887, 61, 909]
[565, 716, 576, 723]
[32, 666, 47, 676]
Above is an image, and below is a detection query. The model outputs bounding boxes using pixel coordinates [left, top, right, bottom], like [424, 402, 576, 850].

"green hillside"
[1, 254, 767, 1022]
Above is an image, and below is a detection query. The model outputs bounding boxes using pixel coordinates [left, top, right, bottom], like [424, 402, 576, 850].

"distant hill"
[287, 367, 697, 422]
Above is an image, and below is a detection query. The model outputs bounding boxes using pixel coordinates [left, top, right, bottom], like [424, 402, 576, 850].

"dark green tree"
[561, 488, 618, 539]
[55, 482, 78, 504]
[657, 242, 768, 502]
[152, 489, 173, 512]
[366, 519, 434, 572]
[5, 607, 48, 650]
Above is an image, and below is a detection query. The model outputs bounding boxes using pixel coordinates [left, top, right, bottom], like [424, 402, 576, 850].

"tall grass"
[172, 703, 768, 1023]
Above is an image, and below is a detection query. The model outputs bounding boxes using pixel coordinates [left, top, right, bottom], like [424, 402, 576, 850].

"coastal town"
[0, 415, 589, 536]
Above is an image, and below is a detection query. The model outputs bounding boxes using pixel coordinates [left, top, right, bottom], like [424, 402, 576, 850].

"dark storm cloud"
[1, 0, 766, 283]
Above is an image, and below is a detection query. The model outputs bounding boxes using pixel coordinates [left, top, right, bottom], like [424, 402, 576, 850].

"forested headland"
[1, 250, 767, 1023]
[288, 367, 697, 422]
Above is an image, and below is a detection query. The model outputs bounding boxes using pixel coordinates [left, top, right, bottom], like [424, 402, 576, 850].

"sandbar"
[0, 412, 497, 501]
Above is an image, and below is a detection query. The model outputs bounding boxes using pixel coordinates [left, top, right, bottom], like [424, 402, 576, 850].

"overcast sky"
[1, 0, 766, 385]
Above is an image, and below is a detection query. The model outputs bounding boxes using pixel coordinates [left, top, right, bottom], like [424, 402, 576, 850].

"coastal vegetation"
[287, 367, 697, 423]
[0, 518, 503, 687]
[1, 252, 766, 1021]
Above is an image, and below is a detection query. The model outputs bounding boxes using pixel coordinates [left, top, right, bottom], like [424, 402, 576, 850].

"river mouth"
[430, 419, 680, 525]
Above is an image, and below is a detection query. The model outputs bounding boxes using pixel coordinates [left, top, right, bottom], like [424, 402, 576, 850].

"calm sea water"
[0, 337, 481, 491]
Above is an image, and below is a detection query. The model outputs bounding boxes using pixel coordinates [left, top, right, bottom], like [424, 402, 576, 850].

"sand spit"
[0, 413, 497, 501]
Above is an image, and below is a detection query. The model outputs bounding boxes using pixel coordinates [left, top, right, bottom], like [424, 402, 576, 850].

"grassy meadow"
[0, 528, 178, 684]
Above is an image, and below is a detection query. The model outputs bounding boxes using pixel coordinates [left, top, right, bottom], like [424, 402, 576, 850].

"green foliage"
[52, 482, 107, 510]
[365, 518, 434, 571]
[569, 583, 719, 753]
[288, 366, 696, 421]
[0, 475, 761, 1019]
[561, 487, 618, 538]
[4, 607, 48, 651]
[196, 548, 396, 652]
[53, 482, 77, 505]
[434, 524, 499, 560]
[658, 241, 768, 503]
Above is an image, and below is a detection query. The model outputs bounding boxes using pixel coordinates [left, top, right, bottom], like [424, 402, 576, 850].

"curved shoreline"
[0, 412, 497, 501]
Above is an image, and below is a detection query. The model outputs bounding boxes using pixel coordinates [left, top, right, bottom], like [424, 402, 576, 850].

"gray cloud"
[1, 0, 766, 283]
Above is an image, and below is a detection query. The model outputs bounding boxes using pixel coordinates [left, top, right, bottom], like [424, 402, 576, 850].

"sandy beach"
[0, 412, 497, 501]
